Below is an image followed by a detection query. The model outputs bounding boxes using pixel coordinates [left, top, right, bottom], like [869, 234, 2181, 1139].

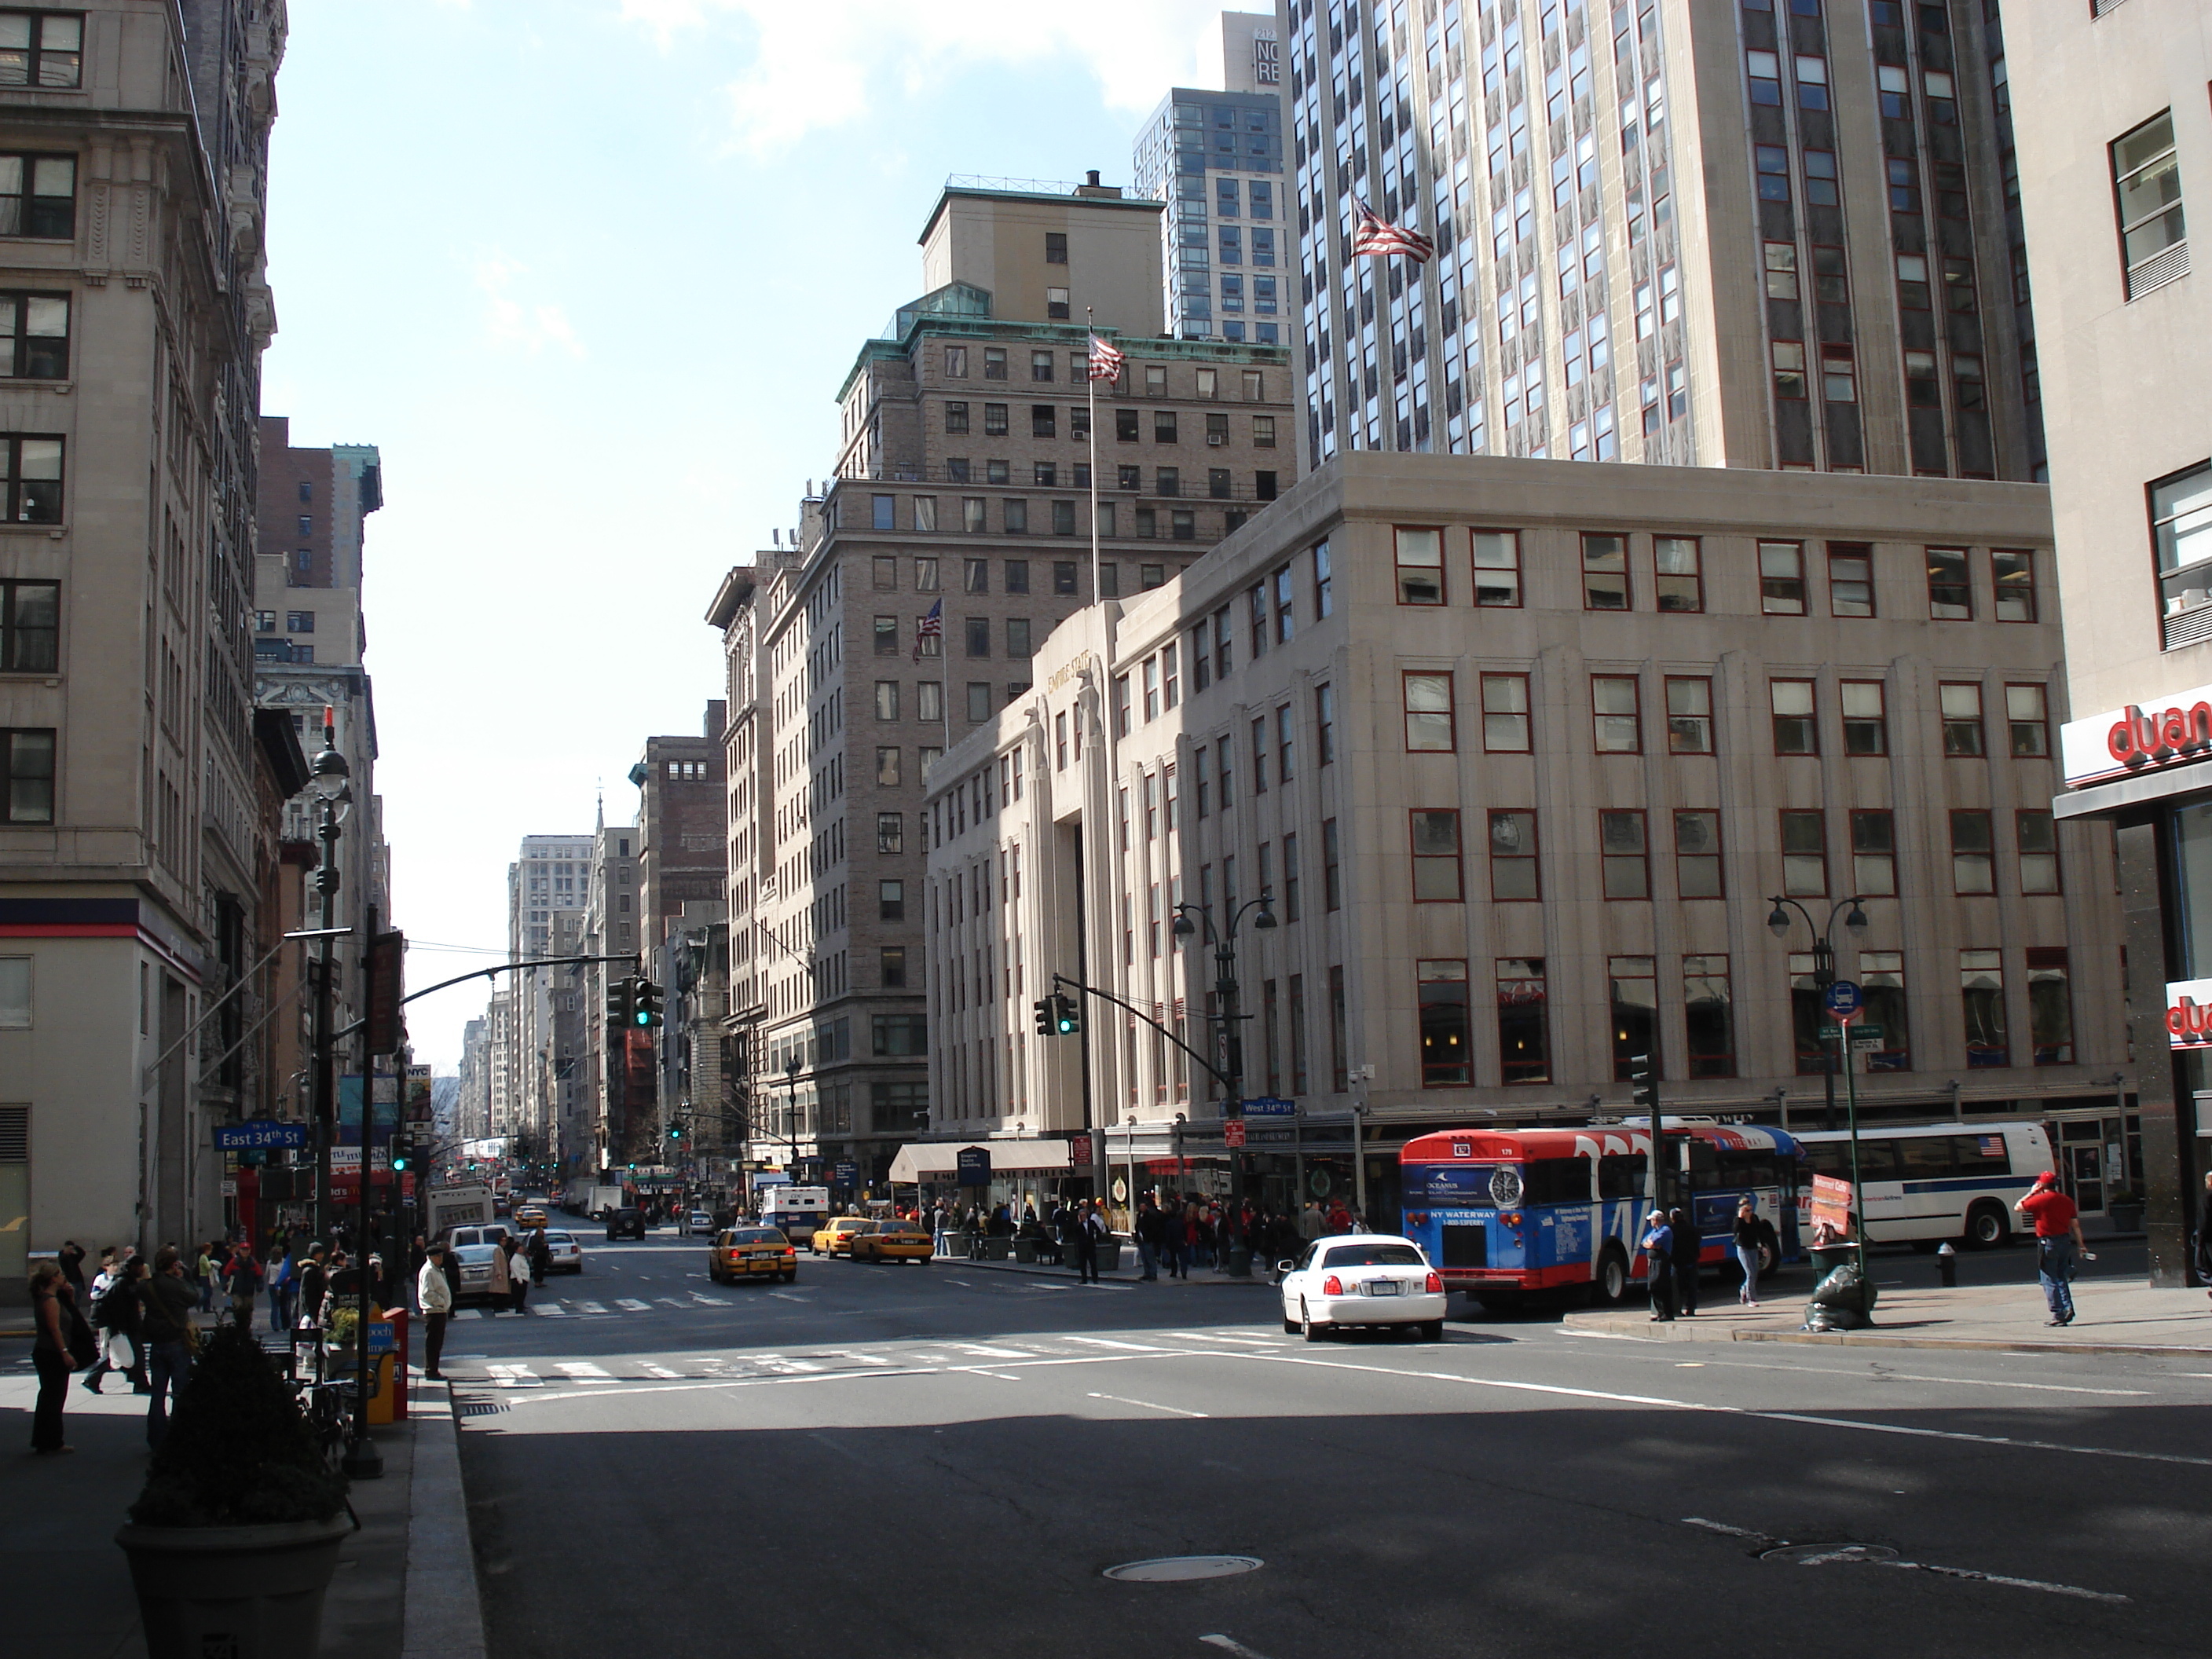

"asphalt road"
[450, 1230, 2210, 1659]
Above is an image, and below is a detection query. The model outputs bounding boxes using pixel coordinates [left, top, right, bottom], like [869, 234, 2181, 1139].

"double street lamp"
[1766, 892, 1874, 1295]
[1170, 891, 1276, 1210]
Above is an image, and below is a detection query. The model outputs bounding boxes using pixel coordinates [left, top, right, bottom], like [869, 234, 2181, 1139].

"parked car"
[1277, 1234, 1448, 1342]
[542, 1231, 584, 1273]
[451, 1242, 503, 1306]
[851, 1220, 933, 1264]
[677, 1209, 715, 1236]
[709, 1226, 798, 1284]
[606, 1207, 647, 1241]
[514, 1203, 549, 1232]
[809, 1217, 875, 1257]
[445, 1223, 511, 1251]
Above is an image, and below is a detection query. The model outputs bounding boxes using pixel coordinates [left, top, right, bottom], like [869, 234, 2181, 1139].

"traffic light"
[1033, 998, 1053, 1036]
[1630, 1053, 1660, 1115]
[635, 980, 663, 1028]
[390, 1136, 409, 1174]
[668, 1122, 683, 1141]
[1052, 992, 1080, 1036]
[606, 976, 636, 1027]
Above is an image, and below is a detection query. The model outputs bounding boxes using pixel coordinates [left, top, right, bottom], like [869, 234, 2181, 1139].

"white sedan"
[543, 1231, 584, 1274]
[1277, 1233, 1448, 1342]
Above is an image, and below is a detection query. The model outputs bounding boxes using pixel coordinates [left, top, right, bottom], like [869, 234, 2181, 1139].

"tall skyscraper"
[1281, 0, 2041, 479]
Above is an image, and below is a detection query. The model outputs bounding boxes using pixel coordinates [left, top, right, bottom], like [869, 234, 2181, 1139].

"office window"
[1756, 144, 1791, 203]
[1002, 558, 1029, 595]
[913, 496, 936, 532]
[1496, 959, 1551, 1085]
[878, 947, 908, 990]
[1404, 672, 1455, 751]
[2112, 111, 2186, 300]
[1675, 810, 1723, 898]
[1771, 339, 1807, 401]
[2007, 683, 2050, 757]
[1031, 404, 1057, 438]
[966, 682, 991, 723]
[1323, 818, 1342, 910]
[1828, 543, 1874, 617]
[876, 812, 903, 855]
[2152, 461, 2212, 640]
[1937, 682, 1985, 756]
[1250, 715, 1268, 793]
[1044, 230, 1067, 265]
[0, 13, 82, 88]
[1764, 240, 1799, 299]
[983, 404, 1009, 436]
[962, 557, 988, 594]
[1664, 677, 1713, 754]
[1951, 809, 1995, 895]
[1489, 810, 1540, 900]
[873, 555, 898, 589]
[2017, 810, 2060, 895]
[1254, 414, 1277, 448]
[1006, 617, 1031, 658]
[1859, 950, 1910, 1071]
[983, 347, 1007, 380]
[1760, 541, 1807, 614]
[1112, 674, 1130, 738]
[1154, 411, 1178, 443]
[1610, 956, 1657, 1081]
[1654, 537, 1702, 613]
[1395, 526, 1445, 604]
[1418, 961, 1473, 1086]
[915, 556, 942, 591]
[1462, 673, 1527, 753]
[1683, 956, 1735, 1079]
[917, 681, 943, 721]
[1841, 681, 1887, 756]
[1789, 952, 1831, 1076]
[2027, 947, 2074, 1065]
[1046, 286, 1070, 319]
[1276, 703, 1295, 780]
[1170, 510, 1195, 541]
[874, 681, 899, 720]
[1315, 683, 1335, 764]
[1591, 675, 1641, 753]
[875, 746, 901, 787]
[0, 291, 66, 379]
[1851, 809, 1896, 896]
[1473, 530, 1522, 606]
[1003, 500, 1027, 534]
[1781, 809, 1826, 895]
[1927, 547, 1972, 618]
[1992, 549, 2036, 622]
[0, 154, 73, 239]
[1961, 950, 2008, 1068]
[1599, 810, 1649, 899]
[0, 433, 60, 522]
[0, 577, 57, 670]
[944, 401, 970, 434]
[1771, 679, 1816, 754]
[1581, 533, 1629, 610]
[1053, 561, 1078, 595]
[2, 725, 53, 821]
[1218, 735, 1233, 807]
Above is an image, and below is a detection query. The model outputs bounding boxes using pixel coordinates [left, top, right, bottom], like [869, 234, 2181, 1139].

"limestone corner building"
[925, 452, 2129, 1220]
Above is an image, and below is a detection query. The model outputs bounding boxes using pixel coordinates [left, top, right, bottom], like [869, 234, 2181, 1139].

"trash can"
[1228, 1245, 1253, 1279]
[942, 1230, 971, 1259]
[1013, 1240, 1037, 1263]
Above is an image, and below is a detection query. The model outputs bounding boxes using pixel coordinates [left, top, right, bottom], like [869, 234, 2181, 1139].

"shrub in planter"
[117, 1324, 352, 1659]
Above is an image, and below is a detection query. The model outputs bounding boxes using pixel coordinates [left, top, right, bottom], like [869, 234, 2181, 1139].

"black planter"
[115, 1515, 351, 1659]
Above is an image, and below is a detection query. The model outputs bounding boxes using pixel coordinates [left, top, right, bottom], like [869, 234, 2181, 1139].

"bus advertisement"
[1400, 1122, 1802, 1309]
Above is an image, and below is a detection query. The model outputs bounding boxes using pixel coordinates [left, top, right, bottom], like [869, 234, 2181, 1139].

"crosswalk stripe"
[486, 1364, 540, 1388]
[639, 1364, 681, 1379]
[656, 1298, 687, 1308]
[1064, 1335, 1169, 1352]
[954, 1344, 1035, 1358]
[536, 1303, 570, 1317]
[690, 1292, 722, 1305]
[616, 1298, 652, 1312]
[575, 1301, 610, 1315]
[555, 1362, 619, 1383]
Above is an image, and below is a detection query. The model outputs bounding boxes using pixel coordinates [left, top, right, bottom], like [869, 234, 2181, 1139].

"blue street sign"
[833, 1160, 859, 1187]
[1822, 980, 1863, 1019]
[955, 1146, 991, 1186]
[1242, 1097, 1297, 1116]
[213, 1119, 308, 1152]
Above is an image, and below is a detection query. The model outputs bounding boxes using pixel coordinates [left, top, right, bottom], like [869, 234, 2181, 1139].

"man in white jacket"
[417, 1242, 454, 1381]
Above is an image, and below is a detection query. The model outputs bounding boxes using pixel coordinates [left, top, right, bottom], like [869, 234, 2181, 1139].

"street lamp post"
[1767, 893, 1873, 1291]
[1171, 891, 1276, 1214]
[306, 716, 351, 1240]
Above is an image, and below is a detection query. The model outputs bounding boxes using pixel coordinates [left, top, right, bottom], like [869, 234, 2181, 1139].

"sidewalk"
[1562, 1277, 2212, 1356]
[0, 1345, 486, 1658]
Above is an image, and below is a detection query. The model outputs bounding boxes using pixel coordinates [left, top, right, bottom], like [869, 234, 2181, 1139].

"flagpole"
[1086, 306, 1102, 610]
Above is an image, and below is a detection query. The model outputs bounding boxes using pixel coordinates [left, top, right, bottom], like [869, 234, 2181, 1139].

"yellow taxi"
[708, 1225, 797, 1284]
[851, 1219, 934, 1264]
[514, 1204, 549, 1232]
[809, 1216, 876, 1257]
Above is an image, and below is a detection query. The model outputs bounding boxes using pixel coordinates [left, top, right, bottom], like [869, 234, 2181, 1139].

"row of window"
[876, 614, 1036, 659]
[870, 679, 1031, 727]
[1392, 527, 2037, 621]
[865, 491, 1254, 540]
[1415, 943, 2076, 1089]
[1398, 804, 2064, 907]
[1393, 668, 2052, 761]
[932, 405, 1280, 449]
[866, 554, 1184, 597]
[938, 345, 1270, 403]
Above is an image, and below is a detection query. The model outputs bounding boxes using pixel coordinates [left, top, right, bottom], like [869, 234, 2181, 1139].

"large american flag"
[913, 598, 942, 661]
[1086, 333, 1126, 383]
[1352, 197, 1436, 263]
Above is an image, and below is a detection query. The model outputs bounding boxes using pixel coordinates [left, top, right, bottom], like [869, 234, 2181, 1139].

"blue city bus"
[1400, 1122, 1803, 1310]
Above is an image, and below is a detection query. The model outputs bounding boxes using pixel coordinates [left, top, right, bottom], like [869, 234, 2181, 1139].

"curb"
[401, 1379, 489, 1659]
[931, 1252, 1272, 1287]
[1561, 1314, 2212, 1359]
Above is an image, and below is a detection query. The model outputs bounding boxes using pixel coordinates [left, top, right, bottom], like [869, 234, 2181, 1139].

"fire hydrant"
[1936, 1240, 1958, 1289]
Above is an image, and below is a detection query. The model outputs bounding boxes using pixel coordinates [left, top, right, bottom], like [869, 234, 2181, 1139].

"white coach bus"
[1793, 1120, 2053, 1249]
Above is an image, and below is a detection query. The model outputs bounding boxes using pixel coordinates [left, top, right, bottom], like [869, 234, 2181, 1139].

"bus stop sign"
[1822, 980, 1862, 1020]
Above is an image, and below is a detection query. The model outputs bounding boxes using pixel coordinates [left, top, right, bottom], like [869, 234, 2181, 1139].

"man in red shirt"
[2016, 1172, 2088, 1326]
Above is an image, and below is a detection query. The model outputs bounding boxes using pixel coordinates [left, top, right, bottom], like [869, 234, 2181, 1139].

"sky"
[259, 0, 1258, 1073]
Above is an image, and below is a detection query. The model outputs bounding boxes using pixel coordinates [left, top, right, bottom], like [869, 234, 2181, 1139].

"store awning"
[889, 1138, 1072, 1182]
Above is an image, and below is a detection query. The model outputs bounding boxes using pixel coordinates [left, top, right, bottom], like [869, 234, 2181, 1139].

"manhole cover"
[1760, 1543, 1899, 1566]
[1103, 1555, 1264, 1584]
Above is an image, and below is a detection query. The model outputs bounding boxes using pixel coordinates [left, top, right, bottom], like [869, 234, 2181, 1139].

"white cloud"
[614, 0, 1234, 155]
[474, 253, 585, 357]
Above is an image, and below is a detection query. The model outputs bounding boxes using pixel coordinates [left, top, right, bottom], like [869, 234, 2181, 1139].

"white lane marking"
[1065, 1335, 1170, 1352]
[485, 1364, 540, 1389]
[1199, 1637, 1276, 1658]
[966, 1370, 1023, 1382]
[767, 1291, 811, 1303]
[534, 1303, 569, 1318]
[556, 1362, 619, 1383]
[638, 1364, 682, 1379]
[1680, 1357, 2152, 1398]
[1683, 1518, 1768, 1540]
[1088, 1391, 1208, 1419]
[1174, 1331, 1280, 1346]
[750, 1355, 822, 1373]
[574, 1301, 610, 1315]
[833, 1351, 892, 1366]
[657, 1298, 687, 1308]
[1686, 1517, 2126, 1604]
[945, 1279, 975, 1287]
[616, 1298, 653, 1312]
[953, 1344, 1035, 1358]
[690, 1292, 723, 1305]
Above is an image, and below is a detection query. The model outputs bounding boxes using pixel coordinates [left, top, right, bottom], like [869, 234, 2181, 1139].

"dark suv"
[606, 1207, 647, 1241]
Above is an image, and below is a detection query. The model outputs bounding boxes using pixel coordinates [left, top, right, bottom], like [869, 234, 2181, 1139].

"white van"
[1794, 1121, 2050, 1248]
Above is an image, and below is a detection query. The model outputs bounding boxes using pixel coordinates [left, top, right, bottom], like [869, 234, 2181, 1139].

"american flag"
[1352, 197, 1436, 263]
[913, 598, 942, 661]
[1086, 332, 1126, 383]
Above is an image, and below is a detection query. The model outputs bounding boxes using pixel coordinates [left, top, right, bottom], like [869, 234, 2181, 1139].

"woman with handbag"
[84, 1257, 152, 1394]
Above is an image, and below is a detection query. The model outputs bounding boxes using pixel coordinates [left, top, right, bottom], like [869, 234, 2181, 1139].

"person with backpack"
[85, 1256, 152, 1393]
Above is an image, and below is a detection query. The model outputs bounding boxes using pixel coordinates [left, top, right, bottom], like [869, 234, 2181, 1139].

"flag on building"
[1352, 197, 1436, 262]
[1086, 333, 1126, 383]
[914, 598, 942, 660]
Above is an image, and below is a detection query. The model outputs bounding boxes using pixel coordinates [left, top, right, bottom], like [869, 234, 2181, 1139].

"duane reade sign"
[2166, 978, 2212, 1051]
[2061, 680, 2212, 787]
